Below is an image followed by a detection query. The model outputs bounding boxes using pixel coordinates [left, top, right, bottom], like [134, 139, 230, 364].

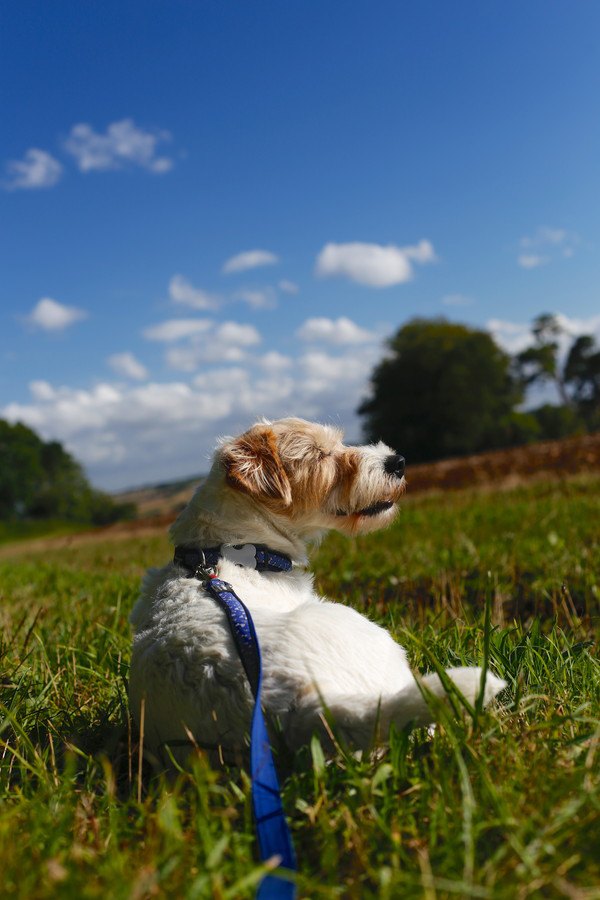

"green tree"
[0, 419, 134, 524]
[528, 404, 584, 441]
[358, 318, 524, 462]
[515, 313, 600, 432]
[516, 313, 571, 407]
[564, 334, 600, 430]
[0, 421, 44, 518]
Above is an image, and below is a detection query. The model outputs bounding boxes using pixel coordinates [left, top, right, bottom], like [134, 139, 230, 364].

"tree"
[358, 318, 524, 462]
[564, 334, 600, 430]
[528, 404, 584, 441]
[515, 313, 600, 432]
[0, 419, 134, 524]
[0, 421, 44, 518]
[516, 313, 571, 407]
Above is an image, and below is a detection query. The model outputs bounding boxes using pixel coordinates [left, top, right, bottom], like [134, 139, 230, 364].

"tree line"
[359, 313, 599, 463]
[0, 419, 134, 525]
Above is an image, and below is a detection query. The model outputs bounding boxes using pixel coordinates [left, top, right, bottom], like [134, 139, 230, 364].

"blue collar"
[174, 542, 293, 578]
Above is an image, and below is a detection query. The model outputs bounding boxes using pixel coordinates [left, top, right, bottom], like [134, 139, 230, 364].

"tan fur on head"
[221, 423, 293, 510]
[221, 418, 349, 518]
[270, 418, 343, 514]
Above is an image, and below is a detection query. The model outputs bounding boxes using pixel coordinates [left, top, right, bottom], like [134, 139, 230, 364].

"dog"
[129, 417, 505, 765]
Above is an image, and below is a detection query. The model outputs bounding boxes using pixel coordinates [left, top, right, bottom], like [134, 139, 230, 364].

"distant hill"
[114, 475, 205, 519]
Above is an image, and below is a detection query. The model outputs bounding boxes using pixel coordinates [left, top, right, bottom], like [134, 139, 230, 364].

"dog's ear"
[221, 425, 292, 507]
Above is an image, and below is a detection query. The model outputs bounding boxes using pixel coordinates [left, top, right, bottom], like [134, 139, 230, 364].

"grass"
[1, 474, 599, 898]
[0, 519, 85, 546]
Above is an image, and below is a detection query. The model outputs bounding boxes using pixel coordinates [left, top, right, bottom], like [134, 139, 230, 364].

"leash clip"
[193, 548, 217, 581]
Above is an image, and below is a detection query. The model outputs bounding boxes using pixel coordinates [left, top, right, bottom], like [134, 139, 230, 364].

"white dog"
[129, 418, 505, 764]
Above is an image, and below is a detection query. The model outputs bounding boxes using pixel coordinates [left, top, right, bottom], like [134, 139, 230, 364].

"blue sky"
[2, 1, 599, 489]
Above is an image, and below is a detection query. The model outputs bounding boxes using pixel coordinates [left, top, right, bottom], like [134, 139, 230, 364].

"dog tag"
[221, 543, 257, 569]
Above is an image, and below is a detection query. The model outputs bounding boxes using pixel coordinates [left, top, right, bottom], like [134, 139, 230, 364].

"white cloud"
[296, 345, 383, 419]
[297, 316, 377, 345]
[169, 274, 219, 310]
[222, 249, 279, 274]
[192, 366, 251, 393]
[64, 119, 173, 173]
[233, 287, 277, 309]
[143, 319, 213, 342]
[517, 254, 548, 270]
[107, 352, 149, 381]
[217, 322, 261, 346]
[258, 351, 293, 372]
[165, 343, 250, 372]
[487, 319, 534, 354]
[163, 321, 262, 372]
[300, 350, 366, 385]
[25, 297, 87, 332]
[2, 148, 63, 191]
[315, 239, 436, 287]
[517, 226, 579, 268]
[554, 312, 600, 339]
[164, 345, 208, 372]
[520, 227, 568, 248]
[278, 279, 299, 294]
[442, 293, 474, 306]
[30, 380, 57, 401]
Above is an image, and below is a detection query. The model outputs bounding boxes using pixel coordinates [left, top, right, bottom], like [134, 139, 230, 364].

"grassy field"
[1, 475, 599, 898]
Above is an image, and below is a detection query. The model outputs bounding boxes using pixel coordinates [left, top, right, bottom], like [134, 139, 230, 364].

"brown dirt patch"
[406, 432, 600, 494]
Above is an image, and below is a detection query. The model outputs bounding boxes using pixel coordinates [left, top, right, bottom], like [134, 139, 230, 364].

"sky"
[2, 1, 599, 491]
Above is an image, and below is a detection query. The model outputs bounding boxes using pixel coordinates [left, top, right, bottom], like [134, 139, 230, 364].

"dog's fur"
[129, 418, 505, 764]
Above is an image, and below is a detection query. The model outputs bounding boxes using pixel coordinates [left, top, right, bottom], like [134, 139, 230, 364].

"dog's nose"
[384, 454, 405, 478]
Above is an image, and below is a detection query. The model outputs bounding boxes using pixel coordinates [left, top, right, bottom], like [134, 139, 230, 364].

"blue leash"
[204, 577, 297, 899]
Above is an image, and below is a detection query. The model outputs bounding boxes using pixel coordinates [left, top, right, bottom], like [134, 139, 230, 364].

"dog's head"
[219, 417, 405, 535]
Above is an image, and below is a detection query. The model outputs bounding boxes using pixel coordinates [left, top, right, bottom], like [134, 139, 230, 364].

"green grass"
[0, 519, 86, 545]
[1, 475, 599, 898]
